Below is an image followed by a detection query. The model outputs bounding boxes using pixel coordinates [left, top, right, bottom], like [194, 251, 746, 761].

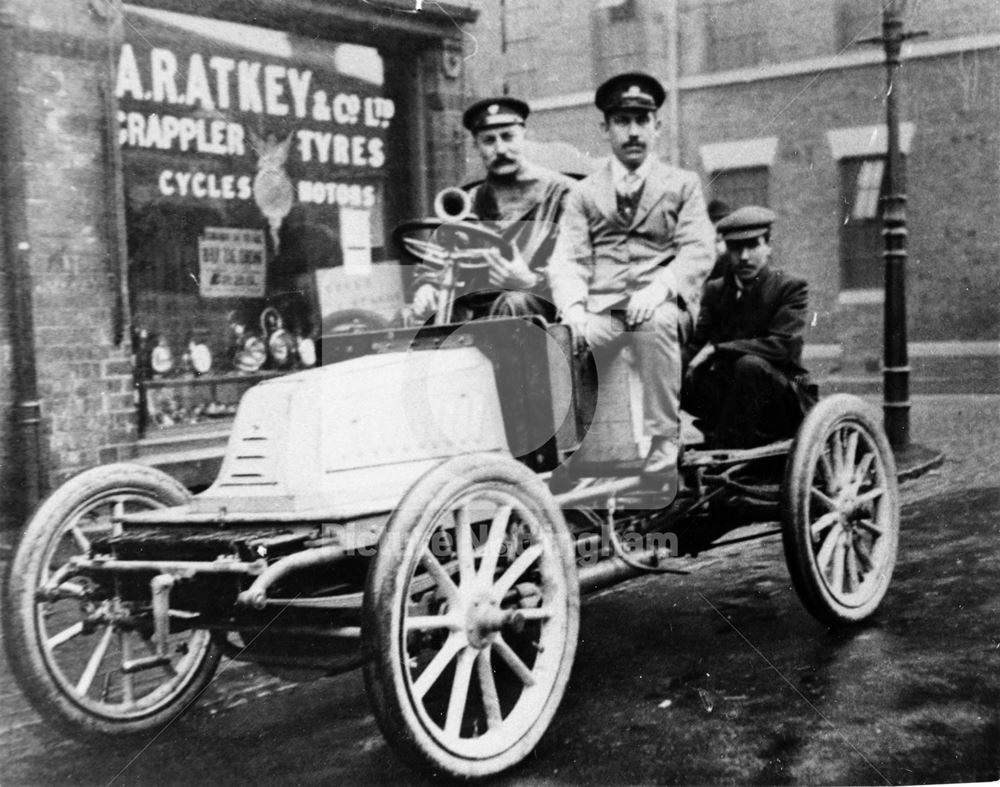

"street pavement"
[1, 393, 998, 785]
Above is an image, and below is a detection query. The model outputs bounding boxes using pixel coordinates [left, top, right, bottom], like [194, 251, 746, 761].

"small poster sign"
[198, 227, 267, 298]
[315, 263, 404, 322]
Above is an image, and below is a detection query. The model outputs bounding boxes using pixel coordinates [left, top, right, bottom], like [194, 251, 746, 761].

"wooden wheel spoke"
[853, 533, 875, 572]
[477, 649, 503, 730]
[851, 451, 876, 489]
[818, 449, 836, 488]
[845, 539, 860, 591]
[815, 521, 843, 573]
[829, 536, 846, 594]
[69, 525, 91, 553]
[492, 635, 536, 687]
[516, 607, 554, 622]
[843, 430, 859, 484]
[51, 580, 89, 601]
[420, 549, 461, 606]
[412, 633, 464, 699]
[855, 517, 884, 537]
[478, 504, 513, 582]
[454, 506, 476, 589]
[809, 511, 839, 540]
[75, 625, 114, 695]
[830, 430, 845, 482]
[444, 648, 476, 738]
[405, 614, 460, 632]
[855, 486, 886, 506]
[492, 544, 543, 601]
[47, 621, 85, 649]
[810, 486, 837, 512]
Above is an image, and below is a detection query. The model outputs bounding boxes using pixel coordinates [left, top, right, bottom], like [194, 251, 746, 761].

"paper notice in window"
[198, 227, 266, 298]
[340, 208, 372, 274]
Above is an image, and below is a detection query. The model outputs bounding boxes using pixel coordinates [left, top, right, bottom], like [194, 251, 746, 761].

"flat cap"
[717, 205, 776, 241]
[594, 72, 665, 114]
[462, 97, 530, 133]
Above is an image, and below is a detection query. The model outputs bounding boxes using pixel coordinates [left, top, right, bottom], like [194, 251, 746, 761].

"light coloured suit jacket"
[549, 157, 715, 315]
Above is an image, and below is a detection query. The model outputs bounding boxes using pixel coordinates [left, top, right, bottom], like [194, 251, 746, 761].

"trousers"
[683, 352, 803, 448]
[582, 300, 681, 440]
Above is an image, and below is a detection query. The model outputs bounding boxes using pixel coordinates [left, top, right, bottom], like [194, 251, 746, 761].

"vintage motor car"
[3, 214, 900, 779]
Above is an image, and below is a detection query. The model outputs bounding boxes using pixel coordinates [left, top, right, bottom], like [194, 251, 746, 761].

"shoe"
[641, 437, 680, 478]
[640, 437, 680, 503]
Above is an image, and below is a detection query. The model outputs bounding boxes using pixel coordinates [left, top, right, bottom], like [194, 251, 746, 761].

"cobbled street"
[2, 393, 998, 786]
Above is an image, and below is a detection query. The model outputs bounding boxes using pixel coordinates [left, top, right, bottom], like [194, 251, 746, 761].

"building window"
[503, 0, 539, 75]
[839, 156, 895, 290]
[597, 0, 637, 23]
[836, 0, 881, 50]
[705, 1, 765, 72]
[708, 166, 769, 212]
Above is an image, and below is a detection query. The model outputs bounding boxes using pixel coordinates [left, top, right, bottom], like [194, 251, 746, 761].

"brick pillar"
[4, 0, 137, 503]
[421, 39, 474, 197]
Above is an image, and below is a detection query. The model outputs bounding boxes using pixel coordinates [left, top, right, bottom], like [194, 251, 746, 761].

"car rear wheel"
[781, 395, 900, 625]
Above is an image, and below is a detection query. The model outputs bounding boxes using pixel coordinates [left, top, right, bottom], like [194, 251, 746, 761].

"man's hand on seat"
[688, 343, 716, 370]
[625, 281, 669, 328]
[485, 247, 538, 289]
[412, 283, 439, 319]
[561, 303, 591, 353]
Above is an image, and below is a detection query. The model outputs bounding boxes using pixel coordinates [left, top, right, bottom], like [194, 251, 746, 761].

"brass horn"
[433, 187, 475, 221]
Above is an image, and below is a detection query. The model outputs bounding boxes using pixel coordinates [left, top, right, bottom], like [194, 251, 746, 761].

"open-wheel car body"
[4, 215, 900, 779]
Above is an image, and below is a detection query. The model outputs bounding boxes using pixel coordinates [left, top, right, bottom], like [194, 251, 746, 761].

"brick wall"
[682, 49, 1000, 348]
[6, 0, 136, 497]
[422, 42, 473, 197]
[465, 0, 1000, 362]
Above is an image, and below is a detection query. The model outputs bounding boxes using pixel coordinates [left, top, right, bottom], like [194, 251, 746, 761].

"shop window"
[118, 7, 405, 434]
[839, 156, 892, 291]
[708, 166, 769, 212]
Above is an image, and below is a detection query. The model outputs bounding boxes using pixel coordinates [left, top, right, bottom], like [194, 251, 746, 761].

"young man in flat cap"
[411, 96, 575, 321]
[548, 72, 715, 483]
[684, 205, 817, 448]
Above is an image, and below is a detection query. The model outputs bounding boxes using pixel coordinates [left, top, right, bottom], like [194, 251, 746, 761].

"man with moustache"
[683, 206, 817, 448]
[411, 97, 574, 321]
[548, 72, 715, 484]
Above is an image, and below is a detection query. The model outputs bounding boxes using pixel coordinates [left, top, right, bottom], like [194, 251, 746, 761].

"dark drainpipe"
[0, 9, 47, 516]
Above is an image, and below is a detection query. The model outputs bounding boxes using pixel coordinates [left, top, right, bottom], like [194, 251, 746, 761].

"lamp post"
[860, 0, 926, 450]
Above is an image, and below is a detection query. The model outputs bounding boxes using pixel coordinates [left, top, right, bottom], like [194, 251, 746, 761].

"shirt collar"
[611, 155, 653, 191]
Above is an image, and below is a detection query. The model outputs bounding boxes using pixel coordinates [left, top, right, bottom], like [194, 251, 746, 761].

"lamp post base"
[894, 442, 945, 482]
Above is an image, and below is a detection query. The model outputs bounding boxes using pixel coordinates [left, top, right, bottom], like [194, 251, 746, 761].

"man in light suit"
[549, 72, 715, 481]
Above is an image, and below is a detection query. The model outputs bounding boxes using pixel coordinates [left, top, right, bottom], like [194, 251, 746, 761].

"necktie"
[619, 172, 641, 222]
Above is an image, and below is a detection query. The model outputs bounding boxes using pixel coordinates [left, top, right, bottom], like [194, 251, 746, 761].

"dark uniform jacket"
[690, 265, 815, 409]
[416, 163, 574, 312]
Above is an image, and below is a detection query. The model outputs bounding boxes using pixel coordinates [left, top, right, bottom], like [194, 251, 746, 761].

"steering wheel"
[392, 219, 515, 270]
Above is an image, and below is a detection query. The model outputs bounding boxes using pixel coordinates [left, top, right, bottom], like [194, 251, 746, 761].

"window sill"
[838, 289, 884, 305]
